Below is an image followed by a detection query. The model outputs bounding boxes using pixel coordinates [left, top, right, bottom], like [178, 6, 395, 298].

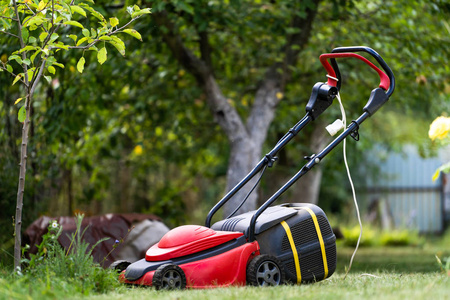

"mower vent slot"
[326, 243, 337, 270]
[300, 251, 324, 281]
[317, 215, 332, 237]
[281, 218, 317, 252]
[284, 243, 337, 283]
[220, 217, 245, 232]
[281, 215, 333, 252]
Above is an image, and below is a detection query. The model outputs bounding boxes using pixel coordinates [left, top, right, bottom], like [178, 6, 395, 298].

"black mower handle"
[320, 46, 395, 98]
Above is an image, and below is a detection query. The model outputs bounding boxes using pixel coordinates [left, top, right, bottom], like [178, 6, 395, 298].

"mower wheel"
[109, 260, 131, 273]
[152, 264, 186, 290]
[247, 255, 285, 287]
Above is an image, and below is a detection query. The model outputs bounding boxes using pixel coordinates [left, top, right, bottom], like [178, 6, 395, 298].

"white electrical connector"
[326, 119, 345, 136]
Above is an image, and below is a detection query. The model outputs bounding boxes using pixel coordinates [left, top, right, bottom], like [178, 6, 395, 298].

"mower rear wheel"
[152, 264, 186, 290]
[109, 260, 131, 273]
[247, 255, 285, 287]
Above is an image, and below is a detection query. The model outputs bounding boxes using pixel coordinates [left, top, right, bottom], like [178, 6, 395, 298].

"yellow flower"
[428, 116, 450, 141]
[276, 92, 283, 100]
[133, 145, 143, 156]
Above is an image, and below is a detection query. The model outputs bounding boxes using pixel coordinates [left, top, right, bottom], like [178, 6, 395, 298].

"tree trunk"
[14, 94, 32, 270]
[223, 139, 260, 217]
[14, 58, 46, 270]
[153, 1, 321, 217]
[291, 122, 329, 204]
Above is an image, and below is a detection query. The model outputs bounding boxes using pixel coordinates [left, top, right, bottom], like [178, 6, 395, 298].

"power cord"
[325, 93, 363, 280]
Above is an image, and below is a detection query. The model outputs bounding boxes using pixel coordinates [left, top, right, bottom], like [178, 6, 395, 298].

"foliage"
[1, 0, 450, 268]
[0, 0, 150, 269]
[19, 214, 119, 295]
[340, 225, 424, 247]
[435, 255, 450, 276]
[428, 115, 450, 180]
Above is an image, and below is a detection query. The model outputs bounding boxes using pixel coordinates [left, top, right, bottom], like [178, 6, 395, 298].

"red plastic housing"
[319, 53, 390, 91]
[120, 241, 260, 288]
[146, 225, 244, 261]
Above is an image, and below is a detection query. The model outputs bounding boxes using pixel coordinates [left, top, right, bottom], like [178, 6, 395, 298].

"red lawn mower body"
[119, 225, 260, 288]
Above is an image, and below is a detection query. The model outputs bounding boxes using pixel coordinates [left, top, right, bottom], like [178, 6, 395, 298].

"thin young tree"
[0, 0, 150, 271]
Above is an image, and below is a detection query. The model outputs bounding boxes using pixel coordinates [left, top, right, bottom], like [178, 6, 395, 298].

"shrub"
[21, 214, 120, 295]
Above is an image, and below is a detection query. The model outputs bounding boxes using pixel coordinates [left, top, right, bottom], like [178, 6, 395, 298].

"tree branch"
[0, 65, 29, 87]
[152, 9, 247, 141]
[0, 15, 18, 21]
[65, 15, 144, 50]
[0, 30, 19, 39]
[198, 30, 212, 70]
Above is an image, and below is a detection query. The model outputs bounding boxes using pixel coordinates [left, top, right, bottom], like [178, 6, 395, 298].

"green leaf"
[24, 16, 45, 28]
[12, 73, 22, 85]
[14, 97, 23, 105]
[76, 37, 88, 46]
[77, 57, 85, 73]
[53, 62, 64, 68]
[87, 45, 98, 51]
[110, 17, 119, 27]
[22, 28, 29, 43]
[68, 34, 78, 42]
[26, 68, 35, 82]
[90, 28, 97, 38]
[6, 64, 13, 73]
[49, 33, 59, 43]
[30, 50, 42, 63]
[122, 29, 142, 41]
[97, 47, 107, 65]
[29, 36, 37, 43]
[23, 59, 31, 66]
[70, 5, 86, 17]
[39, 32, 48, 42]
[99, 36, 112, 41]
[18, 106, 26, 123]
[8, 55, 22, 64]
[131, 8, 151, 19]
[83, 6, 106, 22]
[47, 66, 55, 74]
[64, 21, 84, 29]
[108, 36, 126, 56]
[19, 46, 37, 54]
[43, 75, 52, 83]
[38, 0, 46, 11]
[82, 28, 90, 37]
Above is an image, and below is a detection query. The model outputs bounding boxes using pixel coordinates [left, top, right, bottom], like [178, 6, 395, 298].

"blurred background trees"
[1, 0, 449, 266]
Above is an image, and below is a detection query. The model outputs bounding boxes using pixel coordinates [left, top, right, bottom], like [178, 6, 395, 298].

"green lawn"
[85, 244, 449, 300]
[1, 242, 449, 300]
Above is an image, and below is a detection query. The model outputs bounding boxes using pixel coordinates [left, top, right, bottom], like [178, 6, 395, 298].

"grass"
[1, 232, 449, 299]
[88, 244, 449, 300]
[85, 273, 449, 300]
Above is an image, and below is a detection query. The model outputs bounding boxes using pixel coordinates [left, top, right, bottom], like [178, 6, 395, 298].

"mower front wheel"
[247, 255, 285, 287]
[152, 264, 187, 290]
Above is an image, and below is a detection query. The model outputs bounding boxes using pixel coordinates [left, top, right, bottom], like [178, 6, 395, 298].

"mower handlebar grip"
[320, 46, 395, 97]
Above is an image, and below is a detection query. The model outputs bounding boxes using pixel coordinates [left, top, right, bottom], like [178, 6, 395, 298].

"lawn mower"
[113, 46, 395, 289]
